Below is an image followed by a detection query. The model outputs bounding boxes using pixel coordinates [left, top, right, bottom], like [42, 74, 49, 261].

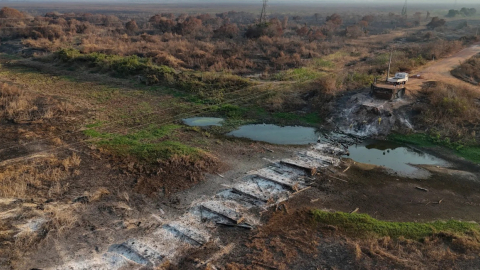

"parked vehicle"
[387, 72, 409, 85]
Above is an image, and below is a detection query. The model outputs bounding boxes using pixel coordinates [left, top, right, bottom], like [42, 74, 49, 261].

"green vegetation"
[324, 51, 349, 61]
[274, 67, 326, 82]
[273, 112, 321, 125]
[212, 103, 321, 126]
[389, 133, 480, 163]
[313, 58, 335, 70]
[214, 104, 249, 119]
[84, 124, 203, 162]
[368, 52, 426, 73]
[56, 49, 251, 99]
[344, 72, 376, 87]
[312, 210, 480, 240]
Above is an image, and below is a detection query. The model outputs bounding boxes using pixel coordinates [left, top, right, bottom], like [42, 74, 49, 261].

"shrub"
[213, 23, 239, 39]
[427, 17, 446, 29]
[125, 19, 139, 32]
[55, 49, 250, 98]
[451, 54, 480, 85]
[414, 82, 480, 140]
[0, 7, 25, 19]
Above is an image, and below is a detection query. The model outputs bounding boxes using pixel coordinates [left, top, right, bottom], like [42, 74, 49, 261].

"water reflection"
[228, 124, 320, 145]
[346, 140, 448, 178]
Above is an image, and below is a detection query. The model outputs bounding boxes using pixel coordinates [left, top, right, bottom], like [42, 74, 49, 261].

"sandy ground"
[408, 42, 480, 92]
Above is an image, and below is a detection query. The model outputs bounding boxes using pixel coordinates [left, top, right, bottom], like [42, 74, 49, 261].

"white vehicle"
[387, 72, 409, 85]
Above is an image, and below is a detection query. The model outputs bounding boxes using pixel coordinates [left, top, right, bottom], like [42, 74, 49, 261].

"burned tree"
[427, 17, 446, 29]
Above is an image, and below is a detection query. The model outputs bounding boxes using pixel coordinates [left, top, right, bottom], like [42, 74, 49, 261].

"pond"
[346, 140, 448, 178]
[227, 124, 320, 145]
[182, 117, 224, 127]
[216, 122, 447, 178]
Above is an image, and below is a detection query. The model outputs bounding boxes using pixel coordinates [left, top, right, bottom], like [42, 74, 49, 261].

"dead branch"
[415, 186, 428, 192]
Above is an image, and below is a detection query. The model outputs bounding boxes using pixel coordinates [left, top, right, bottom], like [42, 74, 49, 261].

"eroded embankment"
[328, 88, 414, 137]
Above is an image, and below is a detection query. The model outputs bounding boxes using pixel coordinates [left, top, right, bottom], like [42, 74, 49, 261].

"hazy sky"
[10, 0, 480, 2]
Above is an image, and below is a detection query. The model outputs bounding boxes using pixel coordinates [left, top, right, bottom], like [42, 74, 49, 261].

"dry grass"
[227, 210, 480, 270]
[0, 83, 76, 123]
[90, 187, 110, 202]
[348, 232, 480, 269]
[451, 54, 480, 85]
[43, 203, 80, 235]
[1, 7, 432, 76]
[414, 81, 480, 139]
[8, 203, 81, 267]
[0, 153, 81, 198]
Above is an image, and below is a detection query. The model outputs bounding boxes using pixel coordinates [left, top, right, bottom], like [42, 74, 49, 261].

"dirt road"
[408, 42, 480, 91]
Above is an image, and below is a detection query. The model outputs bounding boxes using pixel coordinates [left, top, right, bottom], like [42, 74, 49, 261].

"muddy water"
[228, 124, 320, 145]
[346, 140, 448, 178]
[228, 123, 447, 178]
[182, 117, 224, 127]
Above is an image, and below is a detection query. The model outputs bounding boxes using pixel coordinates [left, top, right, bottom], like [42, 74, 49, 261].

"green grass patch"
[389, 133, 437, 147]
[85, 121, 104, 128]
[84, 124, 202, 162]
[324, 51, 349, 61]
[313, 59, 335, 70]
[389, 133, 480, 163]
[273, 112, 321, 125]
[0, 53, 21, 60]
[214, 104, 249, 119]
[274, 67, 326, 82]
[302, 113, 322, 124]
[312, 210, 479, 240]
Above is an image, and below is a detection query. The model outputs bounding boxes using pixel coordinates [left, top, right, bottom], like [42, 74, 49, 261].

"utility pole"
[401, 0, 407, 17]
[386, 49, 394, 82]
[259, 0, 268, 24]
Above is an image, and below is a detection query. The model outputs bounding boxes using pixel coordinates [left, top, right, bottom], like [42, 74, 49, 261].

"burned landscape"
[0, 1, 480, 269]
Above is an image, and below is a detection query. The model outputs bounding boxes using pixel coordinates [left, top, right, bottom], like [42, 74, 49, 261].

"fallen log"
[262, 146, 274, 153]
[216, 222, 253, 230]
[415, 186, 428, 192]
[292, 186, 311, 195]
[327, 175, 349, 183]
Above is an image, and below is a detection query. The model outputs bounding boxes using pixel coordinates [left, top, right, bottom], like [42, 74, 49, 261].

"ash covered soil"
[187, 158, 480, 270]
